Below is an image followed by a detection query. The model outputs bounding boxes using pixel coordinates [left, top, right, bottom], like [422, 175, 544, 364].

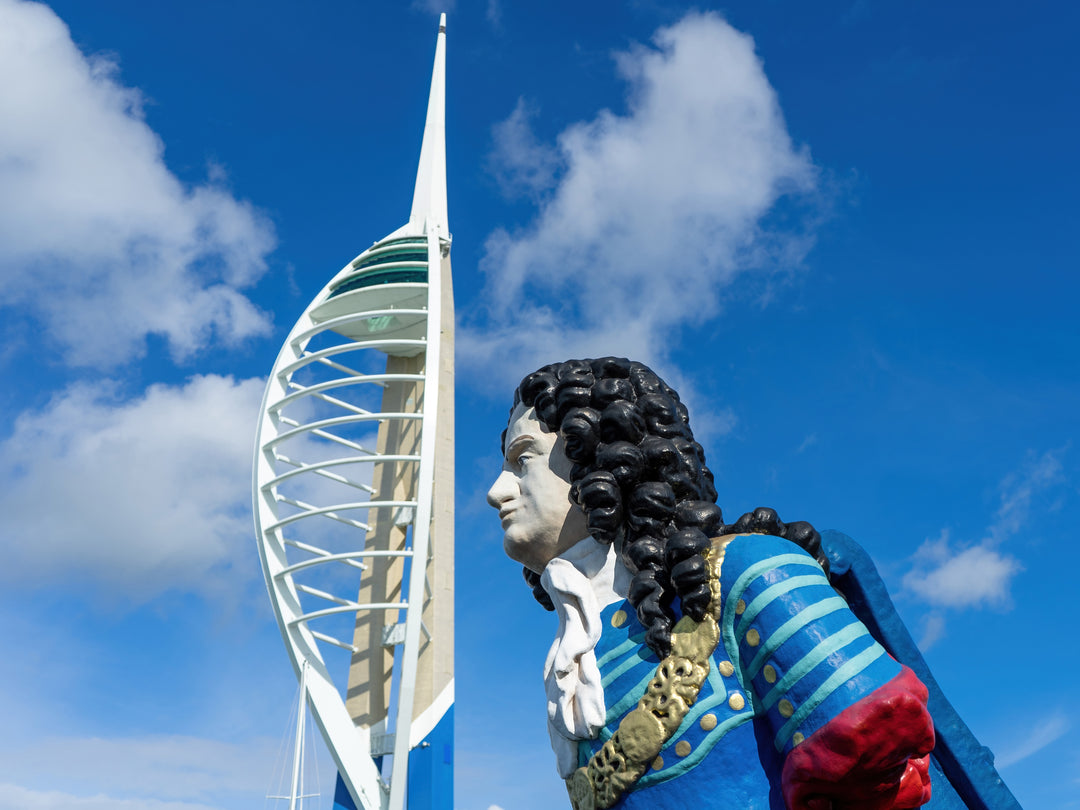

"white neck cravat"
[540, 537, 630, 778]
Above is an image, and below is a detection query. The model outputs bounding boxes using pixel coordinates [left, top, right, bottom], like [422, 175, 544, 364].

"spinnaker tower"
[253, 15, 454, 810]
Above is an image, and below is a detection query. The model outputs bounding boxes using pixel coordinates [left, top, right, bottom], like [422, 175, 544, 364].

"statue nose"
[486, 470, 516, 508]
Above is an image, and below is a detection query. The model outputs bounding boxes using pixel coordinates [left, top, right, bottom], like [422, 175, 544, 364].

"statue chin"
[502, 533, 541, 574]
[503, 528, 590, 576]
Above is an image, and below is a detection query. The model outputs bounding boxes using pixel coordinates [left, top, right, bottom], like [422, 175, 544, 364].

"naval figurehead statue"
[487, 357, 935, 810]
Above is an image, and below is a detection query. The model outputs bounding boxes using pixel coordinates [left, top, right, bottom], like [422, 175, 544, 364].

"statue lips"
[499, 506, 517, 528]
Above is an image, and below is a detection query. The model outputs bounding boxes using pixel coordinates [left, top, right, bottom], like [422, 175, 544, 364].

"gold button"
[700, 713, 717, 731]
[611, 609, 627, 628]
[675, 740, 692, 757]
[735, 599, 746, 615]
[778, 699, 794, 718]
[717, 660, 734, 677]
[763, 664, 777, 684]
[651, 756, 664, 770]
[728, 693, 745, 711]
[745, 628, 760, 647]
[792, 732, 805, 746]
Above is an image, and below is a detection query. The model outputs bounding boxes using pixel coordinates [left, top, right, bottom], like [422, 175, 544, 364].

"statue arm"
[780, 665, 933, 809]
[719, 534, 934, 809]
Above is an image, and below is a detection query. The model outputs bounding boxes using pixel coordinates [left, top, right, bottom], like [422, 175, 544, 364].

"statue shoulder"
[713, 532, 823, 595]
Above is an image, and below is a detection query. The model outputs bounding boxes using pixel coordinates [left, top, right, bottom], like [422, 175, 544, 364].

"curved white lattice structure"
[254, 17, 453, 810]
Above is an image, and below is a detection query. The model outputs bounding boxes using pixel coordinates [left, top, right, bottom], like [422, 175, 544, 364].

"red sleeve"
[781, 665, 935, 810]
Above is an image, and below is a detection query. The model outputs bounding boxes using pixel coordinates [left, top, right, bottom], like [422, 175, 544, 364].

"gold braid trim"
[567, 535, 738, 810]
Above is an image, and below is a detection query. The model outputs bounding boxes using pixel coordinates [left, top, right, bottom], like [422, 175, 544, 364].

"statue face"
[487, 402, 589, 574]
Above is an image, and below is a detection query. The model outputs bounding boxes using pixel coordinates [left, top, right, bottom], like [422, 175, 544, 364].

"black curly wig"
[505, 357, 827, 658]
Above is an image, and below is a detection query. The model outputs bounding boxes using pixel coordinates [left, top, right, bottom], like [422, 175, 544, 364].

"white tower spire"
[407, 13, 447, 236]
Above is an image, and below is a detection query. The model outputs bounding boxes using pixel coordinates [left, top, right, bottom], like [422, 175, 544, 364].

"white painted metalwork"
[266, 660, 321, 808]
[254, 15, 453, 810]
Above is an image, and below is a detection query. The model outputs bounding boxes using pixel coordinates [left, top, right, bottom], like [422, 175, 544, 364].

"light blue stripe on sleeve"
[758, 620, 868, 712]
[735, 574, 828, 639]
[724, 552, 821, 620]
[743, 596, 848, 680]
[773, 642, 886, 751]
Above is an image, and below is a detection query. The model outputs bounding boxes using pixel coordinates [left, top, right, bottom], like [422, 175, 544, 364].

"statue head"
[487, 400, 590, 574]
[488, 357, 827, 657]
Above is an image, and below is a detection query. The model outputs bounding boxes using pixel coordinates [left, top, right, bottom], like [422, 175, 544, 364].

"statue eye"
[507, 437, 539, 471]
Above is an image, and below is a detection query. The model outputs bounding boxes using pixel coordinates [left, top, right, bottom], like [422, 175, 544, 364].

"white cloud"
[466, 11, 817, 384]
[411, 0, 454, 16]
[488, 98, 560, 201]
[995, 711, 1070, 768]
[702, 405, 738, 443]
[0, 0, 275, 366]
[903, 449, 1066, 611]
[916, 612, 945, 651]
[903, 531, 1021, 609]
[0, 374, 264, 601]
[0, 733, 280, 808]
[988, 449, 1065, 543]
[0, 785, 220, 810]
[485, 0, 502, 29]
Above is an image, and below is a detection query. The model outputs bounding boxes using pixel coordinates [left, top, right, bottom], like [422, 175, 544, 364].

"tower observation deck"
[253, 15, 454, 810]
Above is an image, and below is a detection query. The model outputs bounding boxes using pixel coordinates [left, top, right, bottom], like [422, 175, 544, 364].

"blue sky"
[0, 1, 1076, 808]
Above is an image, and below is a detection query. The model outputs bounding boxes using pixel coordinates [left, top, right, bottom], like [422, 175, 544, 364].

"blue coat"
[576, 534, 913, 809]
